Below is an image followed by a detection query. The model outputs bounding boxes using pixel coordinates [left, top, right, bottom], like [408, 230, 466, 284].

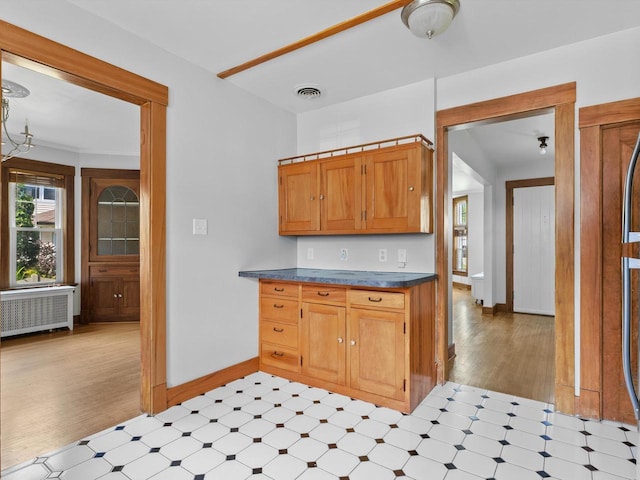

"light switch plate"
[193, 218, 208, 235]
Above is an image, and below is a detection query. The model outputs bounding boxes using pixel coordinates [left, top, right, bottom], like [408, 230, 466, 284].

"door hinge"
[279, 176, 282, 186]
[362, 210, 367, 221]
[403, 322, 406, 334]
[300, 356, 303, 366]
[361, 165, 367, 175]
[300, 308, 303, 318]
[403, 379, 406, 392]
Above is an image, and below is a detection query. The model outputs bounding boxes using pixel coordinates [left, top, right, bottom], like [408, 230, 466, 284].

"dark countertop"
[238, 268, 437, 288]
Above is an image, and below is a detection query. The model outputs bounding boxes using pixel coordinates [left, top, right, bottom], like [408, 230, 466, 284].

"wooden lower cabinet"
[349, 307, 405, 402]
[89, 265, 140, 321]
[302, 301, 346, 385]
[258, 279, 436, 412]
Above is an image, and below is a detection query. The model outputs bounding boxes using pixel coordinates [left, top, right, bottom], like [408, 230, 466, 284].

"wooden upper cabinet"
[320, 155, 362, 233]
[364, 143, 429, 233]
[278, 161, 319, 233]
[278, 135, 433, 236]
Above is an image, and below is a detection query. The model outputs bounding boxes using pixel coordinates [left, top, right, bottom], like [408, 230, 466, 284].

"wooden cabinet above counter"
[278, 134, 434, 236]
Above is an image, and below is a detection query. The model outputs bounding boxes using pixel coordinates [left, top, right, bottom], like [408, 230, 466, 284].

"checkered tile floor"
[3, 372, 638, 480]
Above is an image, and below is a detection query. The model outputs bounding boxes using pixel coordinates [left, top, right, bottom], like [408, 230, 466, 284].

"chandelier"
[2, 79, 35, 162]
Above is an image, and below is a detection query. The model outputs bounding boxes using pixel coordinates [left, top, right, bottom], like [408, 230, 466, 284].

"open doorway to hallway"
[447, 113, 556, 404]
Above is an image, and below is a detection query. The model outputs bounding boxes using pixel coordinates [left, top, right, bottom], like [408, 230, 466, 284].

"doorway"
[0, 19, 168, 455]
[436, 83, 576, 414]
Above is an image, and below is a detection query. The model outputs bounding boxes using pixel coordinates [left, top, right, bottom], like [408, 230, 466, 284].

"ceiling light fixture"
[401, 0, 460, 39]
[2, 79, 35, 162]
[538, 136, 549, 155]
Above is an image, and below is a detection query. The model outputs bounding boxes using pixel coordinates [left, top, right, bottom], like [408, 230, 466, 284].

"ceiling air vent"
[295, 84, 322, 99]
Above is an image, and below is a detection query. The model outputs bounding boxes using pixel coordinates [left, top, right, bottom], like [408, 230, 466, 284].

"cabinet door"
[302, 302, 346, 385]
[364, 145, 423, 232]
[119, 276, 141, 320]
[279, 162, 319, 233]
[349, 308, 405, 401]
[320, 156, 362, 232]
[90, 276, 120, 320]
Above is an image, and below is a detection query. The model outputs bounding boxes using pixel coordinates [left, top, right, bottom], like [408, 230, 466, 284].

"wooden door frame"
[436, 83, 577, 414]
[579, 97, 640, 419]
[506, 177, 555, 313]
[0, 21, 168, 414]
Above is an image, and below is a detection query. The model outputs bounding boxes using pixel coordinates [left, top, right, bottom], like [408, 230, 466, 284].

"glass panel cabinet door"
[89, 177, 140, 262]
[97, 185, 140, 256]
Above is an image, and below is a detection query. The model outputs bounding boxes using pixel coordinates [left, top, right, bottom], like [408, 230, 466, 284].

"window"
[1, 159, 75, 289]
[453, 195, 468, 276]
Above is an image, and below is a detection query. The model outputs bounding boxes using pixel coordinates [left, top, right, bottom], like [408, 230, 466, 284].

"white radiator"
[1, 285, 75, 337]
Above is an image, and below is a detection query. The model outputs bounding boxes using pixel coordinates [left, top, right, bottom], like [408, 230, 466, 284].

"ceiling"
[2, 0, 639, 157]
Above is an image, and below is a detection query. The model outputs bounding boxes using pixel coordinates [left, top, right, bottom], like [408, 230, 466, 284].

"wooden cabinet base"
[258, 279, 436, 413]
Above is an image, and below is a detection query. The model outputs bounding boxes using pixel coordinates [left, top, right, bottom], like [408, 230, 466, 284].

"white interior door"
[513, 185, 555, 315]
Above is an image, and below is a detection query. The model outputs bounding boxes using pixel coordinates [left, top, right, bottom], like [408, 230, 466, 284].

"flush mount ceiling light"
[401, 0, 460, 39]
[2, 79, 35, 162]
[538, 136, 549, 155]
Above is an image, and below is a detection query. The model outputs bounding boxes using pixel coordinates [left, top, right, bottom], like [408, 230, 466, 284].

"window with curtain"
[1, 159, 75, 288]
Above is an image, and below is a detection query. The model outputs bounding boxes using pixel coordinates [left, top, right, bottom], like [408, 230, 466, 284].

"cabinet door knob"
[409, 186, 415, 191]
[310, 195, 315, 200]
[338, 337, 343, 343]
[350, 340, 356, 346]
[113, 294, 118, 298]
[118, 294, 123, 298]
[319, 194, 325, 200]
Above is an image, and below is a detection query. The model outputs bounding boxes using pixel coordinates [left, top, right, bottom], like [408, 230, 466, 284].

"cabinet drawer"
[260, 343, 299, 373]
[261, 321, 298, 348]
[260, 281, 299, 298]
[349, 290, 405, 309]
[260, 297, 299, 324]
[90, 265, 139, 277]
[301, 285, 346, 304]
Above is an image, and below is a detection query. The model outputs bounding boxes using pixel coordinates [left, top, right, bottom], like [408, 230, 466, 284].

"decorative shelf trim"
[278, 134, 433, 165]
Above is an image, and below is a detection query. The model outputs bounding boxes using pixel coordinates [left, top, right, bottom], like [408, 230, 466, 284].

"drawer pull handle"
[272, 351, 284, 357]
[273, 304, 284, 309]
[317, 292, 330, 297]
[274, 287, 285, 292]
[368, 296, 383, 302]
[273, 327, 284, 333]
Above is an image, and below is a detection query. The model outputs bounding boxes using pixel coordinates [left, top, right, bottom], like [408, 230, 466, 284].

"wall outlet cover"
[340, 248, 348, 261]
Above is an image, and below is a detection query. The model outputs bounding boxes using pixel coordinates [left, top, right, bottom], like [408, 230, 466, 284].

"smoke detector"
[295, 84, 322, 100]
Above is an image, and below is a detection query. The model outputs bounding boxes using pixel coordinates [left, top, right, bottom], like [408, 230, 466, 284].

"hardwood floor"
[0, 323, 140, 471]
[448, 288, 555, 404]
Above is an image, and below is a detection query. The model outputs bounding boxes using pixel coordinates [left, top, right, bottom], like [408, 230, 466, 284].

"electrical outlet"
[398, 249, 407, 268]
[307, 247, 314, 260]
[340, 248, 348, 261]
[379, 249, 387, 262]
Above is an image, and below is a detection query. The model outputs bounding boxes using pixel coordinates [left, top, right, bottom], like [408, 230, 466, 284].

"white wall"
[296, 79, 437, 273]
[1, 1, 297, 387]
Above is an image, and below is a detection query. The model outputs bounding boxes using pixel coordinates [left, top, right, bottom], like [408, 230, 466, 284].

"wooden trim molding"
[578, 96, 640, 420]
[436, 82, 576, 413]
[505, 177, 555, 313]
[1, 21, 169, 414]
[217, 0, 408, 79]
[167, 358, 259, 407]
